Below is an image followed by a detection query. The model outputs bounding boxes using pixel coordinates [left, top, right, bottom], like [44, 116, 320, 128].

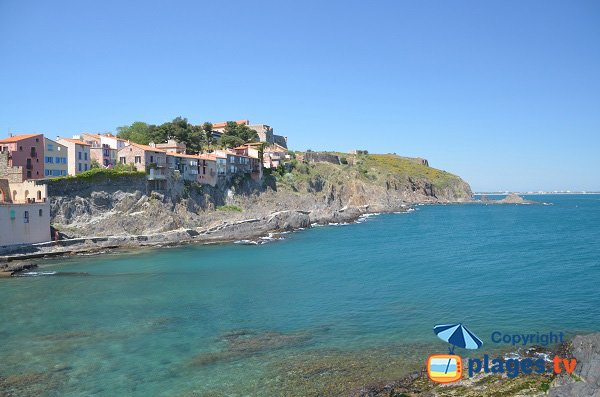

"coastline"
[0, 193, 544, 268]
[0, 203, 411, 265]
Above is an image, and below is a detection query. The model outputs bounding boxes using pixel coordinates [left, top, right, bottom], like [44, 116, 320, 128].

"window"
[62, 157, 67, 164]
[45, 156, 53, 163]
[62, 170, 67, 176]
[27, 171, 31, 178]
[78, 163, 82, 171]
[84, 152, 88, 160]
[24, 211, 29, 223]
[45, 169, 50, 176]
[39, 209, 43, 216]
[48, 144, 54, 151]
[119, 157, 126, 164]
[55, 156, 60, 163]
[78, 152, 82, 160]
[37, 191, 41, 200]
[134, 156, 142, 164]
[84, 164, 88, 171]
[19, 146, 23, 151]
[150, 155, 154, 163]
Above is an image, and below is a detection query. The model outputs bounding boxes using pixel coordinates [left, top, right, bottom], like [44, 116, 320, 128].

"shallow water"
[1, 195, 599, 396]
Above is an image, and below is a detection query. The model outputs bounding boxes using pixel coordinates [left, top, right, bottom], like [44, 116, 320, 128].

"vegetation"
[268, 152, 465, 196]
[216, 205, 243, 212]
[220, 121, 259, 148]
[116, 117, 259, 153]
[359, 154, 458, 188]
[48, 167, 143, 182]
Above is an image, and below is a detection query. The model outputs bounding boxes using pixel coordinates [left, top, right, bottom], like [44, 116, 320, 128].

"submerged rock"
[188, 329, 313, 367]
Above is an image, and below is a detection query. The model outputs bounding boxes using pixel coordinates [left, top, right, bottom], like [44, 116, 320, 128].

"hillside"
[46, 153, 470, 238]
[0, 153, 471, 257]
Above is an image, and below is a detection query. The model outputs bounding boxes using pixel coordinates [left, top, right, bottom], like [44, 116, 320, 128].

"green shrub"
[48, 167, 144, 182]
[216, 205, 242, 212]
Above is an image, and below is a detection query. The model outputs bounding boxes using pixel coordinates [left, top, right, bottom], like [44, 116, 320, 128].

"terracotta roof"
[81, 132, 127, 142]
[212, 120, 249, 129]
[125, 142, 166, 152]
[80, 132, 102, 140]
[57, 138, 91, 146]
[198, 153, 217, 160]
[0, 133, 42, 143]
[169, 153, 199, 159]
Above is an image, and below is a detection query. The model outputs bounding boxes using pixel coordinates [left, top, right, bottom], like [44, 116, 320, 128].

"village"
[0, 120, 294, 247]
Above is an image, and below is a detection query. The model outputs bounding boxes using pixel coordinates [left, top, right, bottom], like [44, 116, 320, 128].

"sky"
[1, 0, 599, 192]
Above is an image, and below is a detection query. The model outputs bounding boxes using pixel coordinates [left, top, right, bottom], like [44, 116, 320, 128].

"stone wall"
[248, 124, 274, 144]
[43, 174, 147, 198]
[273, 134, 288, 148]
[0, 152, 24, 183]
[303, 152, 341, 165]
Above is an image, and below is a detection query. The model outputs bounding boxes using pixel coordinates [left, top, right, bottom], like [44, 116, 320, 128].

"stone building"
[0, 133, 45, 180]
[0, 152, 50, 246]
[210, 120, 288, 148]
[118, 142, 167, 174]
[155, 139, 186, 154]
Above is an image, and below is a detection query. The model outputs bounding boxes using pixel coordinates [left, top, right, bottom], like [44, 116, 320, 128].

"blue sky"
[1, 0, 598, 192]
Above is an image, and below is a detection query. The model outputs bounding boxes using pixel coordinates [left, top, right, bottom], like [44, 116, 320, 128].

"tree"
[118, 117, 206, 153]
[221, 135, 245, 148]
[221, 121, 259, 148]
[202, 122, 214, 150]
[116, 122, 156, 145]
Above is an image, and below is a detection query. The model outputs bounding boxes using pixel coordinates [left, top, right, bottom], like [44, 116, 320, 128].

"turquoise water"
[1, 195, 599, 396]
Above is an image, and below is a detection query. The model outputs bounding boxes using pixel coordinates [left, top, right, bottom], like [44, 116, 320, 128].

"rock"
[549, 333, 600, 396]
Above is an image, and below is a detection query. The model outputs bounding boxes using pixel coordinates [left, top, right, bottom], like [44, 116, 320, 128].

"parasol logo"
[427, 323, 483, 384]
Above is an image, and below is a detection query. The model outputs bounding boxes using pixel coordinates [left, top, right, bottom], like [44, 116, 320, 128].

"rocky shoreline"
[0, 193, 541, 270]
[347, 333, 600, 397]
[0, 203, 408, 266]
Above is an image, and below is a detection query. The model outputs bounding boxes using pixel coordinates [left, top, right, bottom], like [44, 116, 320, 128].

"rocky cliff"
[45, 154, 471, 239]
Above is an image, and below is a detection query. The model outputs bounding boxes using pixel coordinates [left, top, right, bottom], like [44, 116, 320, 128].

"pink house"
[0, 134, 45, 180]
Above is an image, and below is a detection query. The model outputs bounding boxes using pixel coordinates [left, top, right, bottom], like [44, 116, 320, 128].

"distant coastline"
[475, 191, 600, 195]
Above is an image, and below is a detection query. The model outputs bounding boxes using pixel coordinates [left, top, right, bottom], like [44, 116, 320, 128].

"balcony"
[147, 168, 166, 180]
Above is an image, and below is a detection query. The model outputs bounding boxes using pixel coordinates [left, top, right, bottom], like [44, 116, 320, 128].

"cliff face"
[47, 154, 472, 238]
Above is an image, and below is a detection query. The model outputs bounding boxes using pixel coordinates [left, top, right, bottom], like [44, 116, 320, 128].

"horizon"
[1, 0, 599, 192]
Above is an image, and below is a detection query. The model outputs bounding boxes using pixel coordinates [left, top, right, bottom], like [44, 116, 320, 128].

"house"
[80, 133, 127, 151]
[233, 144, 263, 181]
[214, 150, 252, 175]
[43, 138, 68, 177]
[56, 138, 91, 175]
[155, 139, 186, 154]
[214, 152, 227, 177]
[0, 152, 50, 246]
[197, 154, 217, 186]
[263, 143, 289, 169]
[166, 153, 199, 181]
[117, 142, 167, 177]
[79, 133, 118, 167]
[0, 133, 45, 180]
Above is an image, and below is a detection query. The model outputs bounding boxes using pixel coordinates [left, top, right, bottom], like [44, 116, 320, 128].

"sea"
[1, 195, 599, 396]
